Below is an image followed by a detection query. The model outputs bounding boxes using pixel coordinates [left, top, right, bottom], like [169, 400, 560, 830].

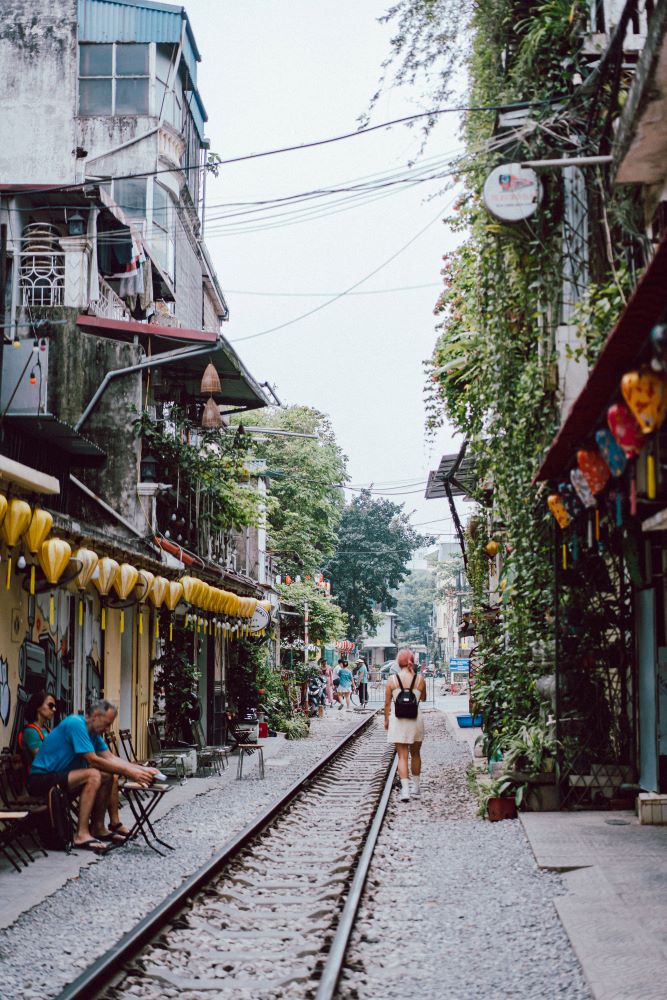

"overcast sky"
[186, 0, 465, 541]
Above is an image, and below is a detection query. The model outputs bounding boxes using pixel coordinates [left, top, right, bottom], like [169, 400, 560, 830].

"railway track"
[56, 713, 396, 1000]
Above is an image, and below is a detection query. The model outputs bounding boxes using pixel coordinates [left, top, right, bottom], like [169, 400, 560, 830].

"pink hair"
[396, 649, 415, 668]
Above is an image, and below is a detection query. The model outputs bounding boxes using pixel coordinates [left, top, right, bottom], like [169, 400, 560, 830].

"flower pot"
[487, 796, 518, 822]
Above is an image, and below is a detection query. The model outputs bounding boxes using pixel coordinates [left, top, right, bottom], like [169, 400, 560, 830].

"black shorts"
[27, 770, 71, 798]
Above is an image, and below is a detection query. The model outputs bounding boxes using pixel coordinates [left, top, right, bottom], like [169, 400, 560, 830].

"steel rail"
[315, 753, 398, 1000]
[55, 711, 377, 1000]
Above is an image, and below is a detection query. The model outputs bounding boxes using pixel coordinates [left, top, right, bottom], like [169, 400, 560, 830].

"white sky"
[186, 0, 465, 541]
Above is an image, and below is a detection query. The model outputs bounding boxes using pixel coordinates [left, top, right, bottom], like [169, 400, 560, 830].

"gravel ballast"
[337, 710, 592, 1000]
[0, 713, 360, 1000]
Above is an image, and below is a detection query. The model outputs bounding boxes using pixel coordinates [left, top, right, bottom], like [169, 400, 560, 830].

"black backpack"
[394, 674, 419, 719]
[39, 783, 73, 853]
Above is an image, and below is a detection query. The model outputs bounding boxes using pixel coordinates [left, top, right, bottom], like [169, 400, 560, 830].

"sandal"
[95, 831, 128, 844]
[108, 822, 131, 837]
[74, 838, 111, 854]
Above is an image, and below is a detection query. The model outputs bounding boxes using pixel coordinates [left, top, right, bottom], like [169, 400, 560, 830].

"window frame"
[78, 42, 152, 117]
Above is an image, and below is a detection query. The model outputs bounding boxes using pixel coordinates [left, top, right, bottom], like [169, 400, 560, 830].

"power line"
[225, 282, 441, 297]
[11, 94, 564, 198]
[230, 198, 453, 344]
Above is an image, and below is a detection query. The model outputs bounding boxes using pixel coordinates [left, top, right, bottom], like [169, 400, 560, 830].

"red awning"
[536, 233, 667, 482]
[77, 314, 217, 345]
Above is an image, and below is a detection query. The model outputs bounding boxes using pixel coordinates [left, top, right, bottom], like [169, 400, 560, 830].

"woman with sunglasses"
[18, 689, 57, 772]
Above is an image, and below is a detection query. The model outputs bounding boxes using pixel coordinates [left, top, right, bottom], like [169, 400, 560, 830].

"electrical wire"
[225, 282, 441, 297]
[230, 198, 454, 344]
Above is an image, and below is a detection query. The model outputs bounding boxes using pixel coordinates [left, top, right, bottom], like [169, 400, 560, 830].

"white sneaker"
[400, 787, 410, 801]
[411, 778, 421, 797]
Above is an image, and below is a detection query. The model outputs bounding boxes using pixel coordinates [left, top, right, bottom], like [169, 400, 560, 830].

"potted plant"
[503, 719, 560, 811]
[474, 774, 519, 822]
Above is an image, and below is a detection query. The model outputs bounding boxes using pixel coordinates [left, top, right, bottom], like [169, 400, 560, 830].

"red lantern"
[607, 402, 644, 458]
[577, 448, 609, 495]
[285, 575, 292, 585]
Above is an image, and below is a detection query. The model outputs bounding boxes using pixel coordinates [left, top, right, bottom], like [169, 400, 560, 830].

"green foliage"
[277, 716, 310, 740]
[152, 643, 199, 744]
[276, 580, 348, 647]
[134, 408, 261, 533]
[227, 638, 268, 716]
[245, 406, 348, 575]
[324, 490, 431, 639]
[572, 264, 634, 367]
[394, 569, 437, 643]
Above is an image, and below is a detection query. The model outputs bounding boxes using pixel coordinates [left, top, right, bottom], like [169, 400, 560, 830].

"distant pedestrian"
[384, 648, 426, 801]
[337, 660, 355, 711]
[332, 659, 343, 707]
[320, 658, 334, 707]
[355, 658, 369, 707]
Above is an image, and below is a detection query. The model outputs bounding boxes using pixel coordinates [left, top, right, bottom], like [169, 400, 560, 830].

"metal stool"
[236, 743, 265, 779]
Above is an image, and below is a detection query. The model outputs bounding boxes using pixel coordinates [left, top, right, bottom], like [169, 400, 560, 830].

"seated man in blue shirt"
[29, 699, 157, 854]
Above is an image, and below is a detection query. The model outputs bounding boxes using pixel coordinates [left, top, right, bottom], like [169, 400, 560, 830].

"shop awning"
[425, 445, 478, 499]
[148, 341, 270, 411]
[535, 232, 667, 482]
[3, 415, 106, 467]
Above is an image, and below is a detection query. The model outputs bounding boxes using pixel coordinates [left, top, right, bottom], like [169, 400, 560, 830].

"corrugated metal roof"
[77, 0, 207, 132]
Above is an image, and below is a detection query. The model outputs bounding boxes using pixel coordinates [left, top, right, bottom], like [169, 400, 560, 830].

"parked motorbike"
[307, 676, 327, 717]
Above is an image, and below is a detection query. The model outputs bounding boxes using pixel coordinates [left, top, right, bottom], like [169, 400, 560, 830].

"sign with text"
[449, 657, 470, 672]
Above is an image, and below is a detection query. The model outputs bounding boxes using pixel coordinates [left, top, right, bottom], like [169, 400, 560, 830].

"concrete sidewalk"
[521, 811, 667, 1000]
[0, 733, 288, 931]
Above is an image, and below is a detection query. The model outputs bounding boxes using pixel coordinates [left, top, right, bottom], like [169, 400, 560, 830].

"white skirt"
[387, 708, 424, 745]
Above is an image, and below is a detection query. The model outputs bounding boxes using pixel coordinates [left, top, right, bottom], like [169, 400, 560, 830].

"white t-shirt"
[332, 665, 341, 680]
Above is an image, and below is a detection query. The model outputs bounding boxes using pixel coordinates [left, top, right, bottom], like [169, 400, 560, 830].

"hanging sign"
[249, 604, 271, 634]
[482, 163, 543, 223]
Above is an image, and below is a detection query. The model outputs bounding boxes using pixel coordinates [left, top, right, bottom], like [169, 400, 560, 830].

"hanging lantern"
[24, 508, 53, 594]
[547, 495, 571, 529]
[74, 548, 99, 625]
[576, 449, 610, 496]
[149, 575, 169, 637]
[557, 482, 582, 518]
[0, 494, 7, 531]
[607, 402, 644, 458]
[179, 575, 199, 605]
[200, 362, 221, 395]
[594, 429, 627, 478]
[165, 580, 184, 641]
[93, 556, 119, 631]
[38, 538, 72, 626]
[3, 498, 32, 589]
[201, 397, 222, 429]
[484, 540, 500, 558]
[113, 564, 139, 634]
[570, 469, 596, 509]
[621, 368, 667, 435]
[135, 570, 154, 636]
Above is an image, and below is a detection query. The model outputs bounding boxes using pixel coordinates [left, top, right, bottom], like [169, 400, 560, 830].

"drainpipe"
[75, 342, 215, 432]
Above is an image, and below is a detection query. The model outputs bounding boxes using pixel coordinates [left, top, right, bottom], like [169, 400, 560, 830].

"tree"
[394, 569, 437, 644]
[324, 490, 430, 640]
[277, 580, 348, 647]
[246, 406, 348, 575]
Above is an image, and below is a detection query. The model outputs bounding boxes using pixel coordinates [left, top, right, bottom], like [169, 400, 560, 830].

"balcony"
[88, 276, 131, 322]
[19, 223, 65, 307]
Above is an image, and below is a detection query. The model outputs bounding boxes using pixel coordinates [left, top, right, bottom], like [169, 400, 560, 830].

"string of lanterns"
[547, 344, 667, 565]
[277, 572, 331, 594]
[0, 495, 271, 638]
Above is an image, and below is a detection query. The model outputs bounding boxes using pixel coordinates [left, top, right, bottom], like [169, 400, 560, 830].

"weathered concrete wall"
[47, 311, 144, 536]
[77, 117, 159, 178]
[0, 0, 78, 183]
[203, 285, 221, 333]
[174, 210, 204, 329]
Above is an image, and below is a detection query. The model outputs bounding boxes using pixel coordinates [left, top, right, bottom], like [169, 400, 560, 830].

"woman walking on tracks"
[384, 648, 426, 801]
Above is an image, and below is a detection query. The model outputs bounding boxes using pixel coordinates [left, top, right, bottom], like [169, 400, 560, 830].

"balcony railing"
[19, 249, 65, 307]
[89, 276, 131, 322]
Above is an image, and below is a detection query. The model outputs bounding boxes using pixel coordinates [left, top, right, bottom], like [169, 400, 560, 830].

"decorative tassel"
[139, 611, 143, 635]
[595, 509, 600, 541]
[587, 515, 593, 549]
[101, 606, 106, 631]
[630, 476, 637, 516]
[155, 617, 160, 638]
[185, 613, 190, 628]
[615, 492, 623, 527]
[562, 543, 567, 570]
[169, 620, 173, 641]
[49, 593, 55, 626]
[572, 534, 579, 562]
[79, 599, 83, 627]
[6, 556, 11, 590]
[30, 565, 35, 596]
[647, 454, 656, 499]
[120, 610, 125, 634]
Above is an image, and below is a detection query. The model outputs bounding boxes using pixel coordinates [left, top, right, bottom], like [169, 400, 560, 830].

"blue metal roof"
[77, 0, 207, 133]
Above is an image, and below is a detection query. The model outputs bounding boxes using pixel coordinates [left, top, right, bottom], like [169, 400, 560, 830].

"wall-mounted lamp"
[140, 452, 158, 483]
[67, 212, 86, 237]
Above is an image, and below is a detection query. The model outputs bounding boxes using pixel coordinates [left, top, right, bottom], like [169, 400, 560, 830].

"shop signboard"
[449, 657, 470, 672]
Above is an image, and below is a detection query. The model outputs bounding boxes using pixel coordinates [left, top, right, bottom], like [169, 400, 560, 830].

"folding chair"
[226, 720, 265, 780]
[144, 723, 189, 782]
[0, 811, 33, 871]
[0, 755, 48, 863]
[192, 719, 229, 775]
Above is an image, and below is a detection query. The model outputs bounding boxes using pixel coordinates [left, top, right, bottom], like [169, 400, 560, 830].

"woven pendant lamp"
[200, 362, 221, 395]
[202, 396, 222, 428]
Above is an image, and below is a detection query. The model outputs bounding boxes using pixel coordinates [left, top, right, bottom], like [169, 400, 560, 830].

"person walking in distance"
[320, 658, 334, 708]
[355, 658, 369, 707]
[384, 648, 426, 801]
[337, 660, 355, 711]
